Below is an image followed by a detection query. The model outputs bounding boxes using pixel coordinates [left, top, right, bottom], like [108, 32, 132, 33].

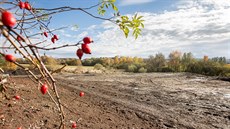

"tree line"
[0, 51, 229, 76]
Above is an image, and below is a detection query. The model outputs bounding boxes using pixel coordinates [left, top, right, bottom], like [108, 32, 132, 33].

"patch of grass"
[224, 64, 230, 68]
[224, 64, 230, 77]
[20, 64, 94, 73]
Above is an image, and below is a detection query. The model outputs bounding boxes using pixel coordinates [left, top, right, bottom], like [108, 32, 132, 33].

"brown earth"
[0, 72, 230, 129]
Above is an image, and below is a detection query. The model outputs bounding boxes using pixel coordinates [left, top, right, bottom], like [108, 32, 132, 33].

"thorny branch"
[0, 0, 134, 128]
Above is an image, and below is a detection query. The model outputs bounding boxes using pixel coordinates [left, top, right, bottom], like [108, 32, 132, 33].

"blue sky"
[18, 0, 230, 59]
[29, 0, 174, 29]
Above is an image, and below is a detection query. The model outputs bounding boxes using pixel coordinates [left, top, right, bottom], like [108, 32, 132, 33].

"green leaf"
[140, 23, 144, 28]
[137, 16, 144, 20]
[112, 4, 118, 12]
[118, 14, 144, 39]
[139, 20, 145, 22]
[99, 9, 106, 15]
[101, 3, 105, 8]
[133, 29, 136, 36]
[134, 14, 137, 19]
[121, 16, 128, 21]
[126, 24, 133, 27]
[116, 20, 120, 23]
[123, 27, 129, 38]
[135, 34, 138, 39]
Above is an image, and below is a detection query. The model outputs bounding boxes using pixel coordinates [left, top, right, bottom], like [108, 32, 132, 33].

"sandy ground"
[0, 72, 230, 129]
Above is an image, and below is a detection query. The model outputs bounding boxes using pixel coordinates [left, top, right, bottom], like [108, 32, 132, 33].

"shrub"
[114, 63, 128, 69]
[94, 63, 105, 70]
[2, 62, 17, 71]
[186, 61, 230, 76]
[126, 64, 137, 72]
[145, 53, 166, 72]
[138, 67, 147, 73]
[159, 67, 174, 72]
[73, 66, 85, 73]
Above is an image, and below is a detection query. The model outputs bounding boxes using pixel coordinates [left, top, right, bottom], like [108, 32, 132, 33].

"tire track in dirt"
[57, 78, 173, 128]
[55, 73, 230, 129]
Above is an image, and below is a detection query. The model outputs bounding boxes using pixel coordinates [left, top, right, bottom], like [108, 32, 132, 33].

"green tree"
[168, 50, 182, 72]
[138, 67, 147, 73]
[66, 59, 80, 66]
[120, 56, 127, 63]
[133, 56, 139, 63]
[181, 52, 195, 71]
[126, 64, 137, 72]
[146, 53, 166, 72]
[186, 60, 229, 76]
[114, 56, 120, 64]
[102, 58, 114, 67]
[211, 57, 227, 65]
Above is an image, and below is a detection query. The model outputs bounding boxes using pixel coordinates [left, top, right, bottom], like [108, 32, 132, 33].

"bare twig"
[51, 65, 67, 74]
[0, 1, 123, 128]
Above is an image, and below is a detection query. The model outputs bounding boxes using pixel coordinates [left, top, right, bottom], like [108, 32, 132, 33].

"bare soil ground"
[1, 72, 230, 129]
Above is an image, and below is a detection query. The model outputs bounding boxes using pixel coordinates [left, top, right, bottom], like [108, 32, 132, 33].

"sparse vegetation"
[94, 63, 105, 70]
[146, 53, 166, 72]
[126, 64, 137, 72]
[138, 67, 147, 73]
[3, 52, 230, 77]
[0, 55, 17, 71]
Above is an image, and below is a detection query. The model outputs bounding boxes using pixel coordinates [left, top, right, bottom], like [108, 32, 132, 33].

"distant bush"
[126, 64, 137, 72]
[46, 65, 55, 71]
[66, 59, 81, 66]
[2, 62, 17, 71]
[73, 66, 85, 73]
[114, 63, 129, 69]
[146, 53, 166, 72]
[186, 61, 230, 76]
[41, 56, 58, 65]
[0, 55, 17, 71]
[138, 67, 147, 73]
[159, 67, 175, 72]
[82, 58, 104, 66]
[0, 58, 16, 71]
[94, 63, 105, 70]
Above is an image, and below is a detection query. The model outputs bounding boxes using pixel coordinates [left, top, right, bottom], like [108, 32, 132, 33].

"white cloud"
[120, 0, 155, 6]
[87, 25, 97, 30]
[62, 33, 72, 38]
[177, 0, 230, 9]
[45, 0, 230, 59]
[76, 31, 88, 39]
[91, 0, 230, 58]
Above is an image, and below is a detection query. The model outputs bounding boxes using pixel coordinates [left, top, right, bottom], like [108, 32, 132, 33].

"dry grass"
[63, 65, 94, 73]
[20, 64, 94, 73]
[224, 64, 230, 68]
[223, 64, 230, 77]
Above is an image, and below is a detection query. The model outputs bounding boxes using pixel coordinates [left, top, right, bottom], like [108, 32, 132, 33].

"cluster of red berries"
[1, 11, 16, 28]
[2, 1, 31, 28]
[76, 37, 93, 59]
[18, 1, 32, 10]
[1, 2, 90, 129]
[1, 1, 31, 41]
[43, 31, 59, 43]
